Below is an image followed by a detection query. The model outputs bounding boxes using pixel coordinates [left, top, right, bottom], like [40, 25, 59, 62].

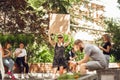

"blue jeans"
[3, 58, 14, 72]
[104, 54, 110, 68]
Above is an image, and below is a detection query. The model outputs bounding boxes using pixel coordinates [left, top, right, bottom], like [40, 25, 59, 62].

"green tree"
[0, 0, 83, 63]
[27, 0, 72, 14]
[118, 0, 120, 4]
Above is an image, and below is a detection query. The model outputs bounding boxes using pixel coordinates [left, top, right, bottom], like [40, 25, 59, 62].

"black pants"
[16, 57, 29, 73]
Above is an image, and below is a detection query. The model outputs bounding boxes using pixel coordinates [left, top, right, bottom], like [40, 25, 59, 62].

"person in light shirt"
[0, 43, 5, 80]
[14, 42, 29, 79]
[76, 39, 107, 75]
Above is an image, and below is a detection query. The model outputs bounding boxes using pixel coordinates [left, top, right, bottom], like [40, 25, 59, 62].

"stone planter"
[4, 63, 52, 73]
[117, 63, 120, 68]
[78, 73, 97, 80]
[109, 63, 120, 68]
[29, 63, 52, 73]
[97, 68, 120, 80]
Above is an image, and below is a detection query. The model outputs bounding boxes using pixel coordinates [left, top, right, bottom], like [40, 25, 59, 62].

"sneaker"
[25, 75, 29, 79]
[67, 71, 73, 75]
[21, 74, 24, 79]
[52, 75, 56, 80]
[7, 71, 12, 76]
[11, 75, 16, 80]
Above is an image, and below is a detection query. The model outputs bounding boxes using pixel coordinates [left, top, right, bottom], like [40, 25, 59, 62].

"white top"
[0, 44, 5, 79]
[14, 48, 27, 57]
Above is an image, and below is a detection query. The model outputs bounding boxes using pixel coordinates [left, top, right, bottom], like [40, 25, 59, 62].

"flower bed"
[58, 73, 81, 80]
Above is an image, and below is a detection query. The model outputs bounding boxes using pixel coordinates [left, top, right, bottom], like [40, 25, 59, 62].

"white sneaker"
[67, 72, 73, 75]
[25, 74, 29, 78]
[52, 74, 56, 80]
[21, 74, 24, 79]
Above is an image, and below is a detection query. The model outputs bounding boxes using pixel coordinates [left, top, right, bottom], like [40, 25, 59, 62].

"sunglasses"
[58, 37, 63, 39]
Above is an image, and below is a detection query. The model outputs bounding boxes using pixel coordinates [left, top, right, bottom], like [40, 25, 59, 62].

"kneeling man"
[75, 39, 107, 75]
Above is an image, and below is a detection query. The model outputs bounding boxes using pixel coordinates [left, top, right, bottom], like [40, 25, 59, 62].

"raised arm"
[49, 34, 56, 47]
[64, 33, 71, 47]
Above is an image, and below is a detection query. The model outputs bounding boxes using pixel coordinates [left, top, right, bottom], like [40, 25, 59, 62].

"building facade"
[70, 0, 106, 44]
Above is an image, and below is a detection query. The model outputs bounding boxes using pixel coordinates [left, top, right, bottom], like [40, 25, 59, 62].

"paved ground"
[4, 73, 57, 80]
[4, 71, 97, 80]
[3, 63, 118, 80]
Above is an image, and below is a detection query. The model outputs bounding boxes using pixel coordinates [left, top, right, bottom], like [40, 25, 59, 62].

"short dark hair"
[74, 39, 83, 45]
[74, 39, 84, 52]
[57, 34, 63, 38]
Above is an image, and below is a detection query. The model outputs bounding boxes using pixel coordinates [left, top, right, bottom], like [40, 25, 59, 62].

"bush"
[0, 33, 83, 63]
[58, 73, 81, 80]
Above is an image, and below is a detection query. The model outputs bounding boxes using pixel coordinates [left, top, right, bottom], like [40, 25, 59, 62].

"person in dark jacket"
[66, 48, 77, 72]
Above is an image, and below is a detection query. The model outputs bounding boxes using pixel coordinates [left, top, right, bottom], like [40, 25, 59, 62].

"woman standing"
[99, 34, 111, 68]
[2, 42, 16, 80]
[49, 34, 69, 79]
[14, 42, 29, 79]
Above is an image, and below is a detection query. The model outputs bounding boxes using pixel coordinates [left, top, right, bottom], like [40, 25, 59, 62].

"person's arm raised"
[64, 33, 71, 47]
[49, 34, 56, 47]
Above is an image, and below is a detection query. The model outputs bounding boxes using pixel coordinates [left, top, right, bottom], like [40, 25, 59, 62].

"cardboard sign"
[49, 13, 70, 34]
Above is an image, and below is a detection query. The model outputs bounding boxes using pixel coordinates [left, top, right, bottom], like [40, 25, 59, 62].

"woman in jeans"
[2, 43, 15, 80]
[14, 42, 29, 79]
[99, 34, 111, 68]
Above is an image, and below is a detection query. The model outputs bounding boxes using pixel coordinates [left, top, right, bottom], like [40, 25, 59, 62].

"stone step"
[4, 73, 55, 80]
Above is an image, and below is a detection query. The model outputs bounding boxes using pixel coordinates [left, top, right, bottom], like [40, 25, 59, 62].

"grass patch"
[58, 72, 81, 80]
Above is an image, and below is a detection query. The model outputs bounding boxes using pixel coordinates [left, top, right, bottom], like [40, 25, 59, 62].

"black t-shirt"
[102, 41, 111, 55]
[54, 43, 65, 58]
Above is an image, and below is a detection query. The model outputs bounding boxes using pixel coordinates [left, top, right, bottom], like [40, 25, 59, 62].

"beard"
[80, 47, 84, 52]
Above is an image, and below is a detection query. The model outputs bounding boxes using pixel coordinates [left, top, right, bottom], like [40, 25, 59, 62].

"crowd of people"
[0, 42, 29, 80]
[49, 33, 111, 79]
[0, 33, 111, 80]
